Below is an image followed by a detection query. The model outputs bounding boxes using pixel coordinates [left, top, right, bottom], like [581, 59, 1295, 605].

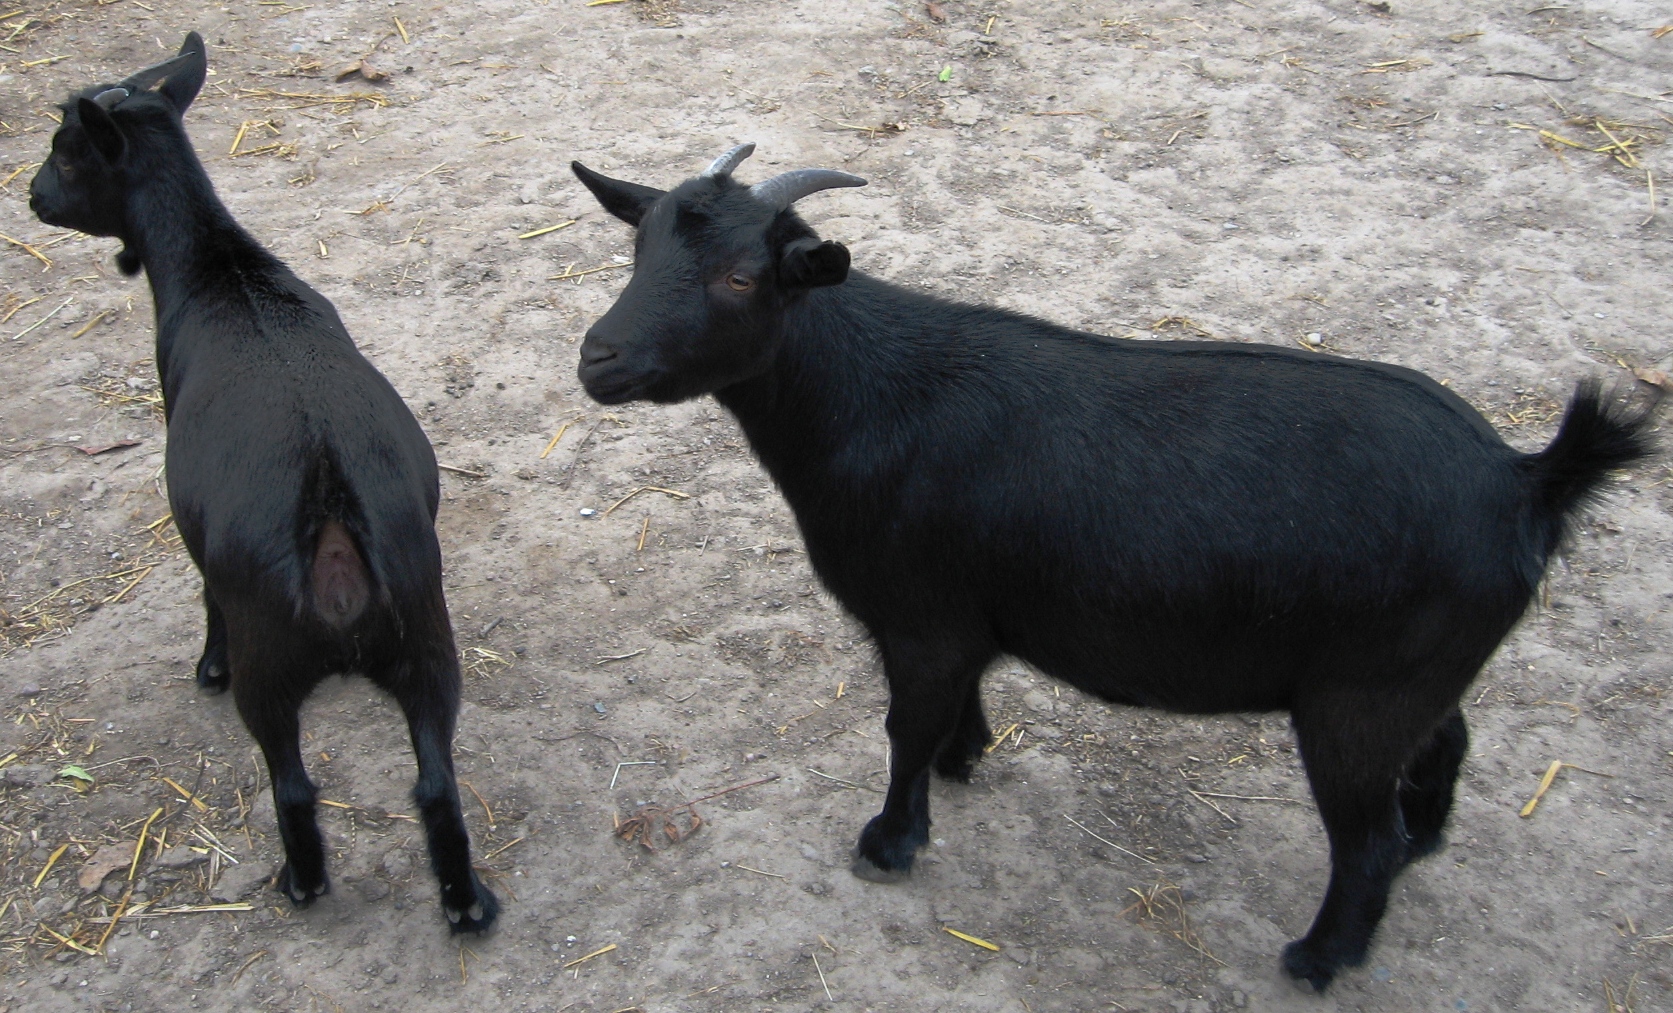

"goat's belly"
[1009, 630, 1300, 714]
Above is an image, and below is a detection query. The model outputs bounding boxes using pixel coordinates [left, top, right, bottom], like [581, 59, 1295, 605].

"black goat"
[570, 143, 1656, 989]
[30, 34, 496, 933]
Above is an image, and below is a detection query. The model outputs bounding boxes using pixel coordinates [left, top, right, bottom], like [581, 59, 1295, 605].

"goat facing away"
[29, 33, 497, 934]
[570, 143, 1657, 989]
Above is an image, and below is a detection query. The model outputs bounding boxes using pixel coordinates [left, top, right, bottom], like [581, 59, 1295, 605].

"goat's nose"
[579, 336, 618, 369]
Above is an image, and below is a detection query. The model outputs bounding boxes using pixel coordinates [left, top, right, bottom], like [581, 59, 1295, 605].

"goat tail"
[1521, 378, 1660, 545]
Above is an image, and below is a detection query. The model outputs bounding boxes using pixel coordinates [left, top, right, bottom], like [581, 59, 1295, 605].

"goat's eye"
[726, 274, 754, 292]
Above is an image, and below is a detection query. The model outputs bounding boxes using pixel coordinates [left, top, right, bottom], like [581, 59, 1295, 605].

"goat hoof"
[195, 662, 229, 694]
[1280, 938, 1341, 993]
[275, 864, 328, 908]
[849, 851, 912, 884]
[931, 752, 978, 783]
[444, 879, 500, 935]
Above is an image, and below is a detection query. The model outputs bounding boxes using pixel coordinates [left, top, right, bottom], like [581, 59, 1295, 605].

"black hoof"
[851, 814, 925, 882]
[443, 874, 500, 935]
[1281, 938, 1341, 993]
[1403, 829, 1446, 865]
[195, 654, 229, 694]
[931, 748, 979, 783]
[275, 863, 329, 908]
[849, 850, 913, 883]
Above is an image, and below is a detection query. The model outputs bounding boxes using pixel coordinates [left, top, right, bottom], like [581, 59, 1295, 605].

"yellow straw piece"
[942, 926, 999, 951]
[33, 843, 69, 889]
[1520, 760, 1565, 818]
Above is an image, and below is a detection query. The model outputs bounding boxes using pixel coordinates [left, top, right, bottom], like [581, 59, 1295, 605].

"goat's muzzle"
[577, 331, 637, 404]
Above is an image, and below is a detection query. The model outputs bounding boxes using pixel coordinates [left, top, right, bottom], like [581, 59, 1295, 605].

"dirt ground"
[1, 0, 1670, 1010]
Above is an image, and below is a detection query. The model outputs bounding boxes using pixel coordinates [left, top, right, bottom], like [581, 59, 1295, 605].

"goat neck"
[120, 127, 280, 326]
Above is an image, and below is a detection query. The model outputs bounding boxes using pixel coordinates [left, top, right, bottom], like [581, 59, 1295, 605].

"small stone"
[15, 682, 42, 697]
[1304, 333, 1324, 346]
[4, 764, 53, 788]
[1232, 991, 1247, 1008]
[356, 878, 392, 902]
[380, 849, 414, 881]
[210, 862, 272, 902]
[1022, 689, 1053, 713]
[593, 702, 607, 714]
[579, 507, 596, 517]
[154, 846, 208, 870]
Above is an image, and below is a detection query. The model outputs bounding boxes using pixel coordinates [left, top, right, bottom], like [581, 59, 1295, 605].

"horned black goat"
[29, 33, 497, 933]
[569, 142, 1656, 989]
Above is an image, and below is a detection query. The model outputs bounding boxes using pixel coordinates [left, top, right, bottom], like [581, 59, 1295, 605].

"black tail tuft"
[1524, 378, 1660, 541]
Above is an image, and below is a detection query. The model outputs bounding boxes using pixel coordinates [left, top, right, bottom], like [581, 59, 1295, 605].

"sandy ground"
[1, 1, 1671, 1010]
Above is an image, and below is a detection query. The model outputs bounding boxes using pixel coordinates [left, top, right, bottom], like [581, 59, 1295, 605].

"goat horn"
[92, 88, 131, 109]
[701, 142, 756, 178]
[119, 51, 193, 93]
[748, 169, 868, 211]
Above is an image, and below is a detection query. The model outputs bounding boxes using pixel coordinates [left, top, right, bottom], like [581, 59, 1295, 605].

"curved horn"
[92, 88, 131, 110]
[119, 49, 195, 93]
[701, 142, 756, 178]
[748, 169, 867, 211]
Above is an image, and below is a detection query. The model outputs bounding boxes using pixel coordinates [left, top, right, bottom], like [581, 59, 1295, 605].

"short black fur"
[31, 33, 496, 934]
[571, 150, 1658, 990]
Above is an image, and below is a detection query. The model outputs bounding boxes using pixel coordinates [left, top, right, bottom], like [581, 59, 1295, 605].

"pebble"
[5, 765, 53, 788]
[15, 682, 42, 697]
[154, 845, 208, 870]
[1304, 333, 1324, 346]
[579, 507, 596, 517]
[380, 849, 414, 881]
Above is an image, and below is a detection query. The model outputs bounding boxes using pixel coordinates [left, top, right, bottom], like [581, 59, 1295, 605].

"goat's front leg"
[236, 684, 328, 906]
[851, 633, 994, 882]
[390, 649, 498, 934]
[194, 591, 229, 693]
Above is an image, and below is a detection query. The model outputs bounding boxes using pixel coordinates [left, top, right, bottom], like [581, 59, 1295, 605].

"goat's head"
[571, 144, 865, 404]
[28, 32, 207, 274]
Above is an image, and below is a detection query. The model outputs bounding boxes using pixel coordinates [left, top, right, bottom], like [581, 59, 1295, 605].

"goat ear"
[780, 238, 850, 289]
[571, 161, 664, 227]
[159, 32, 207, 114]
[76, 98, 127, 164]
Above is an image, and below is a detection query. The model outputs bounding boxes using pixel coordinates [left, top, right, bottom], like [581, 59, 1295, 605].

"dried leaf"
[78, 843, 135, 892]
[1634, 366, 1672, 391]
[335, 60, 388, 83]
[77, 440, 142, 456]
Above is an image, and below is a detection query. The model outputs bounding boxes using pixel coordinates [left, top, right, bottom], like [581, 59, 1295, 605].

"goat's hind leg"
[385, 645, 498, 934]
[931, 675, 991, 782]
[233, 673, 328, 906]
[1399, 709, 1467, 863]
[1282, 691, 1446, 992]
[195, 591, 230, 693]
